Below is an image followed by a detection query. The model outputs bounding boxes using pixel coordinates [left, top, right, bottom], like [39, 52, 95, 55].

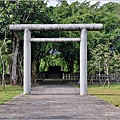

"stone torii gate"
[10, 24, 103, 95]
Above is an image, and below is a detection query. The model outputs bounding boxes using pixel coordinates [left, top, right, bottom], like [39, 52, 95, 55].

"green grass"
[73, 84, 120, 108]
[0, 85, 23, 104]
[88, 84, 120, 108]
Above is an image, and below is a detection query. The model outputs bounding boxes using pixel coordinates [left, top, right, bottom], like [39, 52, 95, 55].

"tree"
[0, 0, 54, 84]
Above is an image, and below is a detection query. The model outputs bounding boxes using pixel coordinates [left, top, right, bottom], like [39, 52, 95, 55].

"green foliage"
[52, 1, 120, 74]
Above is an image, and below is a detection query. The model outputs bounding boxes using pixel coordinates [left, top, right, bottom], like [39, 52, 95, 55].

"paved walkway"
[0, 84, 120, 120]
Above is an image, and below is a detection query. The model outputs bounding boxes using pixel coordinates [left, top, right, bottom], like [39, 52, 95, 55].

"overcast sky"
[47, 0, 120, 6]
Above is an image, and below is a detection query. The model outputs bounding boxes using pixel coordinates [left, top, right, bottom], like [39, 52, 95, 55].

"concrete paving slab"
[0, 85, 120, 120]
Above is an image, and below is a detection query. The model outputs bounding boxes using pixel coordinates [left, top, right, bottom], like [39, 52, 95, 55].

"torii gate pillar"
[24, 28, 31, 94]
[80, 29, 87, 95]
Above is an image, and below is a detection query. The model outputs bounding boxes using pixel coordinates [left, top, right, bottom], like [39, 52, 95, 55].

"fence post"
[63, 73, 64, 80]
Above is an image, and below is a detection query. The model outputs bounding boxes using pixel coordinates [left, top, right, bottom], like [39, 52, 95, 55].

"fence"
[62, 73, 79, 80]
[37, 73, 120, 84]
[88, 74, 120, 84]
[1, 73, 119, 84]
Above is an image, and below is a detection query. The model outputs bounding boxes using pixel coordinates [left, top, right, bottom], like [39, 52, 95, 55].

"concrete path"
[0, 85, 120, 120]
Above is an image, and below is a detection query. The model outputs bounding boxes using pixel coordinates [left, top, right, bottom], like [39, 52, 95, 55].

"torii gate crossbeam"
[10, 24, 103, 95]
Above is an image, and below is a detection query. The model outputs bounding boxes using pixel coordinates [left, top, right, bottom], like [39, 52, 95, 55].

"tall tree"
[0, 0, 55, 84]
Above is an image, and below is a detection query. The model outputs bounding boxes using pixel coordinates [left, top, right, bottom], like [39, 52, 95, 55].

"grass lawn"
[88, 84, 120, 108]
[73, 84, 120, 108]
[0, 85, 23, 104]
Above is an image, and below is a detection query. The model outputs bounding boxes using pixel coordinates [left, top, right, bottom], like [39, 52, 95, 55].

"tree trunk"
[11, 33, 20, 85]
[16, 50, 23, 85]
[89, 68, 95, 85]
[32, 57, 37, 84]
[36, 59, 41, 80]
[2, 59, 6, 89]
[98, 61, 101, 86]
[68, 59, 74, 73]
[11, 42, 19, 85]
[103, 61, 110, 88]
[36, 59, 40, 74]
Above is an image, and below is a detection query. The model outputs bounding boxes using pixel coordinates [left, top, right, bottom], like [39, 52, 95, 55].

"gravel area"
[0, 84, 120, 120]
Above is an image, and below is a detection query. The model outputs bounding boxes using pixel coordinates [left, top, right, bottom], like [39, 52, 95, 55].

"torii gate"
[10, 24, 103, 95]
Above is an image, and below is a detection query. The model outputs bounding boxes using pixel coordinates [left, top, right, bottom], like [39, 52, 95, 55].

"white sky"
[47, 0, 120, 6]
